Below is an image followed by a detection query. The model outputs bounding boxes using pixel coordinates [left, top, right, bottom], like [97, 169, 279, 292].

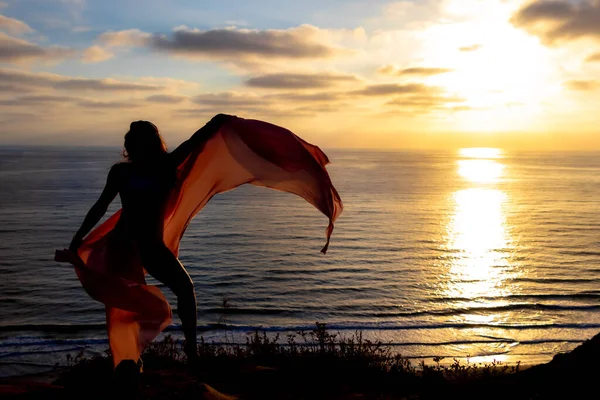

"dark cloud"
[459, 44, 482, 52]
[0, 33, 75, 63]
[0, 94, 78, 106]
[181, 90, 346, 118]
[384, 91, 465, 114]
[352, 83, 436, 96]
[77, 99, 142, 108]
[0, 68, 163, 91]
[149, 26, 345, 60]
[0, 83, 34, 93]
[0, 93, 145, 109]
[184, 88, 352, 118]
[512, 0, 600, 44]
[245, 72, 358, 89]
[292, 104, 339, 113]
[54, 79, 160, 91]
[378, 65, 453, 76]
[264, 92, 342, 102]
[146, 94, 187, 104]
[564, 79, 600, 91]
[513, 1, 573, 22]
[182, 84, 458, 118]
[191, 92, 265, 107]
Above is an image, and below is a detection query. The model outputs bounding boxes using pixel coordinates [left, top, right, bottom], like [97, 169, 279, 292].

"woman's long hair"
[123, 121, 168, 163]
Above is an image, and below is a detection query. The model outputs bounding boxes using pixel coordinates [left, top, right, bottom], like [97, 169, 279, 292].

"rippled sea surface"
[1, 146, 599, 377]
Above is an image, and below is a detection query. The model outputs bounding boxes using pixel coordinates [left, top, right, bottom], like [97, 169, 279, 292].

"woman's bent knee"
[137, 241, 194, 298]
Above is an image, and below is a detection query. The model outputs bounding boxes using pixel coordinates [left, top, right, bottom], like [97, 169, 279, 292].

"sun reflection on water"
[443, 148, 516, 326]
[447, 188, 509, 299]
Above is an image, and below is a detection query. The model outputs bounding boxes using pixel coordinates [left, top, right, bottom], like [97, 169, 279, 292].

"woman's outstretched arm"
[169, 113, 233, 166]
[69, 164, 120, 252]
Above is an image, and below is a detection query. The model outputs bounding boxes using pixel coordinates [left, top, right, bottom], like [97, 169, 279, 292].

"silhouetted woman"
[69, 114, 230, 361]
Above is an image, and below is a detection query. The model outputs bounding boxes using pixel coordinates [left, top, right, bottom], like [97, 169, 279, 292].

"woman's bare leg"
[138, 241, 198, 359]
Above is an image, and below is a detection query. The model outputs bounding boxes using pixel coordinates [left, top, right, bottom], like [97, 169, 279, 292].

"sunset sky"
[2, 0, 600, 149]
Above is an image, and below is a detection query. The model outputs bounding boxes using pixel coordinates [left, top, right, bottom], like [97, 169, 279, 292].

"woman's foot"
[183, 340, 198, 363]
[113, 359, 141, 397]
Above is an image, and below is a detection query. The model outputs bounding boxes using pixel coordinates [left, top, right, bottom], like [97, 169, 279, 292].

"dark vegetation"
[2, 323, 600, 399]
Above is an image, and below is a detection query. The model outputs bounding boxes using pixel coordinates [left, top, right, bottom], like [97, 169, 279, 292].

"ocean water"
[1, 146, 600, 377]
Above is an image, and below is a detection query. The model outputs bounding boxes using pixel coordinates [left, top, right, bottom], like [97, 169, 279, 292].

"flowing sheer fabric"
[55, 117, 343, 367]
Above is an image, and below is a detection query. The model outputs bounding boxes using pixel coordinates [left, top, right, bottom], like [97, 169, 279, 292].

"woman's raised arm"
[69, 164, 120, 252]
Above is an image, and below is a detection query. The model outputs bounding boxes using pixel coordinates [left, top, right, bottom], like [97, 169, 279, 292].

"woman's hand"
[209, 113, 235, 126]
[170, 114, 237, 166]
